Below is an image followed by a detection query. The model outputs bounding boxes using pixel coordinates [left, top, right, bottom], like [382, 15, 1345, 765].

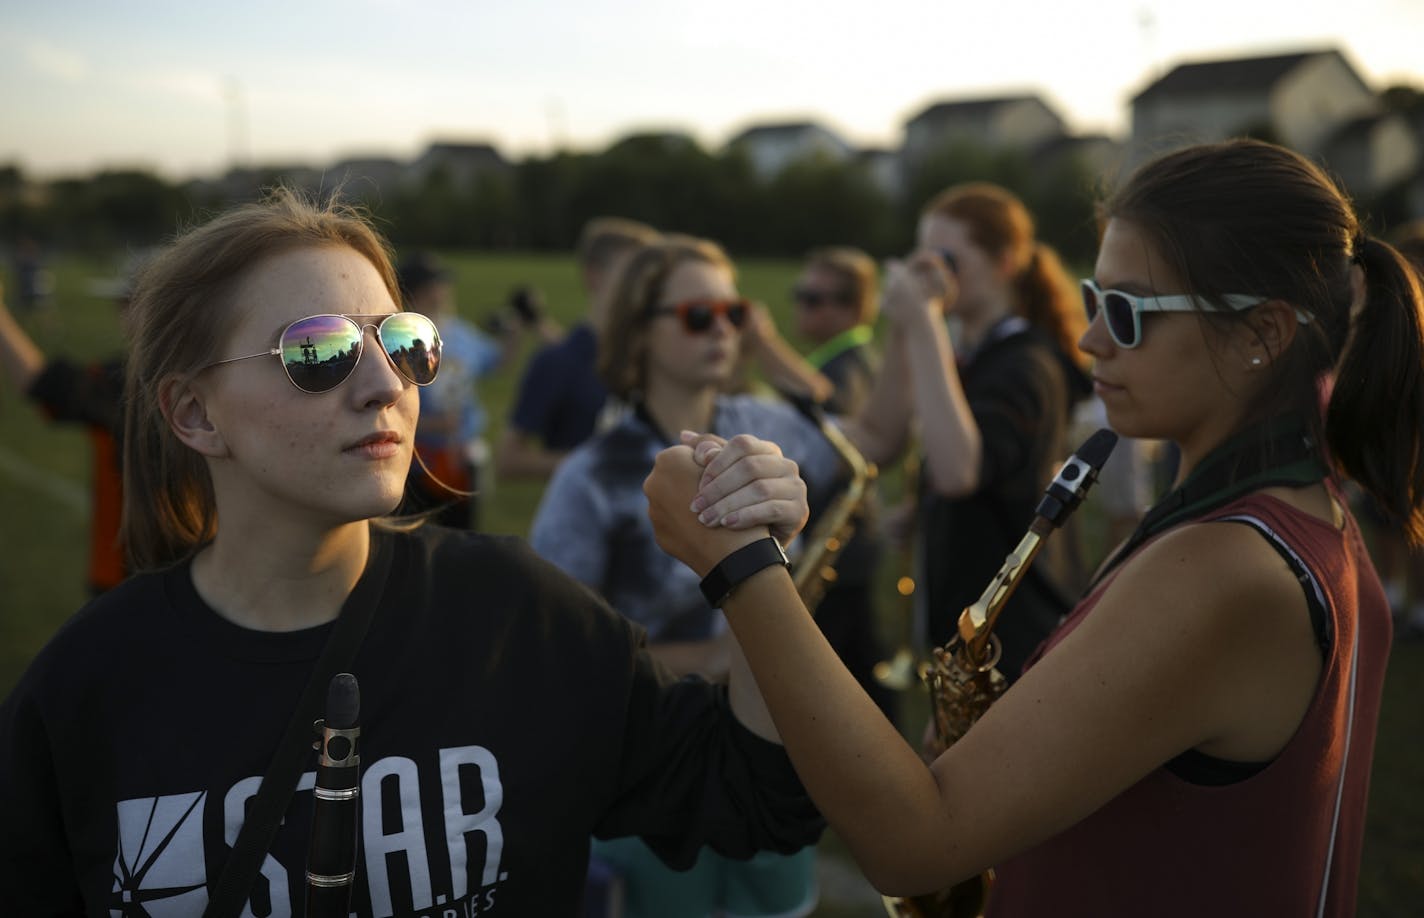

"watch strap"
[699, 537, 790, 607]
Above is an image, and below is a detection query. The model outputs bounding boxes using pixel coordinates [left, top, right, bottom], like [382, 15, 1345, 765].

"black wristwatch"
[699, 537, 791, 607]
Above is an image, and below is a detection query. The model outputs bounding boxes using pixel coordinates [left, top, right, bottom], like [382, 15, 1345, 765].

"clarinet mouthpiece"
[1076, 428, 1119, 472]
[1034, 428, 1119, 528]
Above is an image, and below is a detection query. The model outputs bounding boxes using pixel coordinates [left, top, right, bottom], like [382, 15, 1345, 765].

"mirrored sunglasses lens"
[380, 313, 441, 385]
[1103, 293, 1140, 347]
[683, 304, 714, 332]
[281, 315, 360, 392]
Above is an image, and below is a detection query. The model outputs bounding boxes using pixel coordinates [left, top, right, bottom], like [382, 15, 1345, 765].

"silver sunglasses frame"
[205, 312, 443, 392]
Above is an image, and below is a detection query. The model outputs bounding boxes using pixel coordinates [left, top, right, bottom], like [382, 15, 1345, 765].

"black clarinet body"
[306, 672, 361, 917]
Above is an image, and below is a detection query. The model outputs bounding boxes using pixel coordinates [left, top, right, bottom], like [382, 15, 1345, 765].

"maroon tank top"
[987, 488, 1392, 917]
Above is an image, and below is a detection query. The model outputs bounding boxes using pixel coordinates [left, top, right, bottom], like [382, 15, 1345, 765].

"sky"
[3, 0, 1423, 180]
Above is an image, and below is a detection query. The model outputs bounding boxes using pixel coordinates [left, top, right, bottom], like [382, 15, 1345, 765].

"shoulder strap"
[1091, 418, 1325, 587]
[202, 533, 392, 918]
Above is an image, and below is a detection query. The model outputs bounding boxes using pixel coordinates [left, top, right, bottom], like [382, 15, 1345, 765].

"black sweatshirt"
[0, 525, 822, 917]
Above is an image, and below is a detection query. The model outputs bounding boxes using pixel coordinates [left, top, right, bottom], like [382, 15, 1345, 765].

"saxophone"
[789, 399, 876, 613]
[883, 429, 1119, 918]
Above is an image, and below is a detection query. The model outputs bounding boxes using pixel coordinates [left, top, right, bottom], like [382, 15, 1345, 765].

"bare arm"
[645, 432, 812, 743]
[0, 286, 46, 393]
[648, 446, 1322, 892]
[494, 427, 569, 479]
[742, 301, 834, 404]
[838, 322, 913, 466]
[882, 255, 981, 497]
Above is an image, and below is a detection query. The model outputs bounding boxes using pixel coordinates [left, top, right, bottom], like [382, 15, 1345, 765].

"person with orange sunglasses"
[530, 234, 843, 918]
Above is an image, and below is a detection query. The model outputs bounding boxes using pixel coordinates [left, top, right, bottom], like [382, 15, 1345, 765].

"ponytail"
[1325, 236, 1424, 543]
[1014, 242, 1090, 373]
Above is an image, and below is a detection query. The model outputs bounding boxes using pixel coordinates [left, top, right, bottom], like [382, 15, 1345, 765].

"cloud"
[21, 37, 88, 83]
[127, 69, 227, 104]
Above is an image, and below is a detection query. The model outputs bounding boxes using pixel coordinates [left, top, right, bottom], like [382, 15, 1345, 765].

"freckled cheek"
[245, 410, 337, 467]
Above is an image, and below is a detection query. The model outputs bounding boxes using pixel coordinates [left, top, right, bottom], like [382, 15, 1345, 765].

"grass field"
[1, 252, 1419, 915]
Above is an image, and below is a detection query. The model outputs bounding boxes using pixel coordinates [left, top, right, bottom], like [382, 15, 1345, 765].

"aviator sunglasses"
[1080, 279, 1278, 350]
[205, 312, 443, 393]
[648, 299, 750, 333]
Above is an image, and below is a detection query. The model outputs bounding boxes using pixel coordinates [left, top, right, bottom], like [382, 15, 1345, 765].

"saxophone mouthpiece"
[1034, 428, 1119, 528]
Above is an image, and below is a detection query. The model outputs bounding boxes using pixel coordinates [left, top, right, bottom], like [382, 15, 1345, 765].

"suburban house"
[326, 156, 407, 198]
[901, 94, 1068, 168]
[408, 141, 511, 193]
[1031, 133, 1127, 187]
[725, 120, 855, 180]
[1130, 47, 1418, 199]
[1320, 114, 1419, 197]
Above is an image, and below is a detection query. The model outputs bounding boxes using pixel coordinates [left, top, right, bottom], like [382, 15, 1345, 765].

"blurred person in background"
[495, 217, 659, 480]
[11, 238, 54, 317]
[398, 251, 518, 530]
[746, 243, 888, 717]
[530, 234, 842, 918]
[790, 247, 880, 416]
[0, 268, 132, 594]
[843, 183, 1092, 682]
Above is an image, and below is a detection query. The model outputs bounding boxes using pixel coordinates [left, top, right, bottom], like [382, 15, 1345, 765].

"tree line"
[0, 136, 1114, 267]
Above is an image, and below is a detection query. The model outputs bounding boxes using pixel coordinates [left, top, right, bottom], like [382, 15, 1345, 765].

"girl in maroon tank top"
[645, 138, 1424, 917]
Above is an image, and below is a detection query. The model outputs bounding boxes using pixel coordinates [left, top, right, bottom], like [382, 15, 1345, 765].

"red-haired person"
[845, 183, 1092, 680]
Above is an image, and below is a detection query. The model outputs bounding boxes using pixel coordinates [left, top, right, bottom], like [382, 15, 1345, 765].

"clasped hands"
[644, 431, 808, 579]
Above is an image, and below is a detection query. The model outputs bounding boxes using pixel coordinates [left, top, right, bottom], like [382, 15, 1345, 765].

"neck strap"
[1092, 418, 1327, 587]
[203, 529, 391, 916]
[806, 324, 874, 369]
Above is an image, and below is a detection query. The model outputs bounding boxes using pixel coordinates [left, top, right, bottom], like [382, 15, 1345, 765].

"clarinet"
[306, 673, 362, 916]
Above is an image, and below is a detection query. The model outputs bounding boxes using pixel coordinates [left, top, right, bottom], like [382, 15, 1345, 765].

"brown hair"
[1390, 219, 1424, 271]
[596, 234, 734, 399]
[923, 183, 1088, 371]
[121, 187, 401, 570]
[576, 216, 660, 271]
[804, 246, 879, 325]
[1106, 139, 1424, 542]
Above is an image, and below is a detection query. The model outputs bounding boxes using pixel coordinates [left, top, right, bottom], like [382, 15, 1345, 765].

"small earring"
[1250, 357, 1263, 367]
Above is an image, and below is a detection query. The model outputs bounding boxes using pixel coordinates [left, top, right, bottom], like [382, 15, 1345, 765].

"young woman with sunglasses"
[529, 235, 842, 918]
[645, 138, 1421, 916]
[0, 193, 826, 915]
[844, 182, 1092, 680]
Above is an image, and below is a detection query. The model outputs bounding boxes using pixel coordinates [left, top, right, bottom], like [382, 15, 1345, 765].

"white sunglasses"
[1081, 279, 1311, 349]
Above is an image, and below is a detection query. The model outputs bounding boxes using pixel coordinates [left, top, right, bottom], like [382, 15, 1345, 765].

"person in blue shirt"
[530, 234, 840, 918]
[495, 217, 659, 480]
[398, 252, 516, 529]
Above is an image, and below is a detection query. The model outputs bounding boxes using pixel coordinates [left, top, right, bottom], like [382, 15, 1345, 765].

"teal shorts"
[590, 836, 817, 918]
